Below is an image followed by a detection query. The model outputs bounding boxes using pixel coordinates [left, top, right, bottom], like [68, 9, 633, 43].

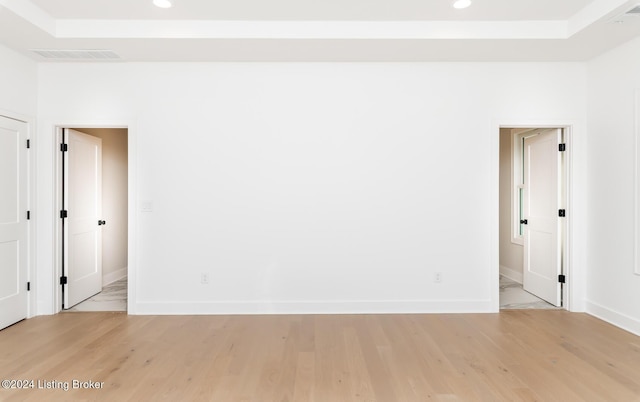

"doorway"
[57, 127, 128, 312]
[499, 127, 568, 310]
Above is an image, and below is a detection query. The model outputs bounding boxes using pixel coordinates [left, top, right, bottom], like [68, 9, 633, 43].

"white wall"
[499, 128, 523, 282]
[36, 62, 587, 314]
[587, 36, 640, 335]
[0, 44, 37, 118]
[76, 128, 128, 285]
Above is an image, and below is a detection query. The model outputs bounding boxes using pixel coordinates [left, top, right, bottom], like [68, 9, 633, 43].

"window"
[511, 128, 540, 245]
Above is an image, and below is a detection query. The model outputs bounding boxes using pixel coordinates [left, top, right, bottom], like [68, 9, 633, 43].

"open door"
[0, 116, 29, 329]
[63, 129, 103, 309]
[522, 128, 563, 306]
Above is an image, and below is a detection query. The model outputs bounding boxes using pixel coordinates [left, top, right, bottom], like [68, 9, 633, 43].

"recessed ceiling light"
[453, 0, 472, 9]
[153, 0, 172, 8]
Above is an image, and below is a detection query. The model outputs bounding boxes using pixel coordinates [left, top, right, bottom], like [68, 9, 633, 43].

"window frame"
[511, 128, 540, 246]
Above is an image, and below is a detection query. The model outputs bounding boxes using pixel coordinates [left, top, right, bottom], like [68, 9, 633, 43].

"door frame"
[52, 122, 136, 314]
[0, 109, 36, 321]
[493, 120, 580, 312]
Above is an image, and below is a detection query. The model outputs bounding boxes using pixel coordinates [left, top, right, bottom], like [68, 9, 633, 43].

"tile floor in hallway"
[67, 278, 127, 312]
[500, 275, 560, 310]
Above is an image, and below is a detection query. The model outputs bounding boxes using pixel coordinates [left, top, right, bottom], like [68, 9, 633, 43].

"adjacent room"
[1, 0, 639, 400]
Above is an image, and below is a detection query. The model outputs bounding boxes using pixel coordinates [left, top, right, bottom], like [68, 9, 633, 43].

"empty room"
[1, 0, 640, 400]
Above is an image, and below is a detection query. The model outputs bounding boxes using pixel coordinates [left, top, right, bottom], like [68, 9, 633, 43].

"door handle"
[98, 220, 106, 226]
[520, 219, 528, 225]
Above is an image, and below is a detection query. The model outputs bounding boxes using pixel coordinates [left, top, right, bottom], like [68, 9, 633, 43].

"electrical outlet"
[200, 273, 209, 285]
[434, 272, 443, 283]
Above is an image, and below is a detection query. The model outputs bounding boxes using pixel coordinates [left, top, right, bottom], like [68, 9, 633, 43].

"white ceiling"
[29, 0, 593, 21]
[1, 0, 640, 62]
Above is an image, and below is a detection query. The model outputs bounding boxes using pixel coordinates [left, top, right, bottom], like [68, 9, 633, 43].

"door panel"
[0, 128, 18, 223]
[65, 129, 103, 309]
[70, 231, 100, 281]
[523, 128, 562, 306]
[0, 116, 28, 330]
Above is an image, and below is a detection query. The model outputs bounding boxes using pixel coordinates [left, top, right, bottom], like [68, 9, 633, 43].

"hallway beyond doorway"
[68, 278, 127, 312]
[500, 276, 559, 310]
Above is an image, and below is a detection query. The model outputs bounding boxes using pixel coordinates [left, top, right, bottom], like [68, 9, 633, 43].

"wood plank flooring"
[0, 311, 639, 401]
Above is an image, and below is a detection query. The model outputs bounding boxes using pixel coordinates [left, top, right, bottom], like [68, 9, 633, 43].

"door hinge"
[558, 274, 566, 283]
[26, 139, 31, 149]
[27, 282, 31, 291]
[60, 143, 68, 152]
[27, 210, 30, 220]
[60, 276, 67, 285]
[60, 210, 68, 219]
[559, 209, 566, 217]
[559, 143, 566, 152]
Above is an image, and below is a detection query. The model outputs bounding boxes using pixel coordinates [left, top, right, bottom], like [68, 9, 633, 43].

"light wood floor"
[0, 311, 639, 401]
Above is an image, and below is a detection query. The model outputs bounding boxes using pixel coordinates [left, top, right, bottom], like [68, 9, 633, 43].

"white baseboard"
[103, 267, 127, 286]
[500, 265, 523, 283]
[132, 299, 494, 315]
[586, 301, 640, 337]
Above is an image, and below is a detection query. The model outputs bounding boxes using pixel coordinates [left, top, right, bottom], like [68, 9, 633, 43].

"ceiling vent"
[30, 49, 121, 60]
[625, 5, 640, 15]
[608, 4, 640, 23]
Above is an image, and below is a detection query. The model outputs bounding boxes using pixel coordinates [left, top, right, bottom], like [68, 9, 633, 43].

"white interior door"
[64, 129, 103, 309]
[0, 116, 29, 330]
[523, 128, 562, 306]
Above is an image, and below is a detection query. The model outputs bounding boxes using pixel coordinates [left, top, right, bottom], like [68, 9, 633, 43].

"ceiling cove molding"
[55, 20, 568, 40]
[0, 0, 56, 35]
[0, 0, 633, 42]
[567, 0, 635, 36]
